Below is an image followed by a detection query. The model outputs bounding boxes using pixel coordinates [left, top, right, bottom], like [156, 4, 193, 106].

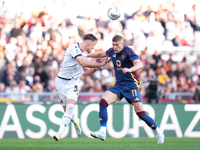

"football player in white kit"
[53, 34, 107, 141]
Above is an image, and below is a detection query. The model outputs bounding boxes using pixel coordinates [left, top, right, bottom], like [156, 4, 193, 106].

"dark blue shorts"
[107, 84, 143, 104]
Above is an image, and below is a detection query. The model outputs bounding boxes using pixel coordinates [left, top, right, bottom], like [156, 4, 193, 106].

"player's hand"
[122, 68, 131, 73]
[106, 57, 111, 63]
[97, 56, 109, 66]
[104, 56, 109, 64]
[94, 67, 100, 71]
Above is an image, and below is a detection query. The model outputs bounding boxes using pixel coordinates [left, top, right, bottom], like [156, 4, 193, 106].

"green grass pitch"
[0, 137, 199, 150]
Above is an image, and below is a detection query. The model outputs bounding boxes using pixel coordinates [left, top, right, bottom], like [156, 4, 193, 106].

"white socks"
[71, 113, 78, 125]
[155, 127, 163, 136]
[100, 126, 106, 134]
[58, 104, 75, 135]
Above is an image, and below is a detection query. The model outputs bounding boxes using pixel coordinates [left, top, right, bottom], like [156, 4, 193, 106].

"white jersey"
[58, 43, 84, 79]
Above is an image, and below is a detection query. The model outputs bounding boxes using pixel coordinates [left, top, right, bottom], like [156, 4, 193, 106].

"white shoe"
[53, 132, 61, 141]
[74, 118, 82, 136]
[90, 131, 106, 141]
[157, 134, 165, 144]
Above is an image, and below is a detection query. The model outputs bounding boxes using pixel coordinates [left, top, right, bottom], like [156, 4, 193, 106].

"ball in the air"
[107, 6, 121, 20]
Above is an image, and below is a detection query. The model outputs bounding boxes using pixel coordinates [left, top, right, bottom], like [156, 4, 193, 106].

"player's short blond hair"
[112, 35, 123, 42]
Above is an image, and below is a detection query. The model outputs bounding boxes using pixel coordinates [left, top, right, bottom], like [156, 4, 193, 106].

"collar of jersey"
[77, 43, 83, 52]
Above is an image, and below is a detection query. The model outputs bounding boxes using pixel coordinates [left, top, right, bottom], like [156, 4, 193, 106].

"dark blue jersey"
[106, 45, 140, 89]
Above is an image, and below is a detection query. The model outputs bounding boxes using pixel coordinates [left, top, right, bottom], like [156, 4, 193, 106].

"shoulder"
[124, 45, 134, 52]
[67, 43, 81, 54]
[106, 47, 114, 55]
[107, 47, 114, 52]
[67, 43, 78, 50]
[124, 45, 136, 55]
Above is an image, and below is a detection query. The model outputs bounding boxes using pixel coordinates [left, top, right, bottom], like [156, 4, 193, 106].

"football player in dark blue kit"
[87, 35, 165, 143]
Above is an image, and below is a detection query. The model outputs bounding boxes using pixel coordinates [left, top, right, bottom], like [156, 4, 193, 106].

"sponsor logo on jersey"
[113, 54, 116, 58]
[76, 49, 79, 54]
[75, 46, 80, 54]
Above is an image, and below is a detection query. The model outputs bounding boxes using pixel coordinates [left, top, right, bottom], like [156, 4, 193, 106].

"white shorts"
[55, 77, 80, 106]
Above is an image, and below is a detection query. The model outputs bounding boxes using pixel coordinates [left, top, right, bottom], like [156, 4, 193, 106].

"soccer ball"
[107, 6, 121, 20]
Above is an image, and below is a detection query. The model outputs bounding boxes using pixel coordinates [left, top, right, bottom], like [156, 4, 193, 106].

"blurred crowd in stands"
[0, 0, 200, 102]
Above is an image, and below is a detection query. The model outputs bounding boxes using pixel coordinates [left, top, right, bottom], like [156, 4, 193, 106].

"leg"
[99, 91, 118, 128]
[90, 91, 118, 141]
[57, 99, 76, 134]
[53, 78, 81, 141]
[62, 106, 66, 112]
[65, 100, 82, 136]
[134, 102, 165, 143]
[134, 102, 157, 129]
[60, 105, 79, 125]
[53, 99, 81, 141]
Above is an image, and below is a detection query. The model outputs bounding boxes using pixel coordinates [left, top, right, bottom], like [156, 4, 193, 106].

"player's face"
[112, 40, 124, 53]
[87, 40, 97, 53]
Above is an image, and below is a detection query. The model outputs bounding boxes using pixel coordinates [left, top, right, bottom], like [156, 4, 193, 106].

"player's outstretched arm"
[76, 55, 107, 68]
[122, 59, 144, 73]
[83, 67, 99, 75]
[87, 51, 107, 58]
[82, 55, 109, 75]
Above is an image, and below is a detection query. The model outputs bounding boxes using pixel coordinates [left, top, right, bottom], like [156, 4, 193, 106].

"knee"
[99, 98, 108, 107]
[66, 104, 75, 111]
[64, 104, 75, 118]
[136, 111, 146, 118]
